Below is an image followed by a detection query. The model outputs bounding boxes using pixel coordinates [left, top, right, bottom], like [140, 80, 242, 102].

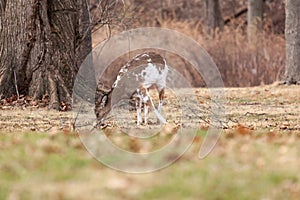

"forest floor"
[1, 84, 300, 200]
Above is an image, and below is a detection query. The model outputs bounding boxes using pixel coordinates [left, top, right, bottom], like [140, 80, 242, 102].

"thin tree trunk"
[203, 0, 223, 35]
[247, 0, 263, 41]
[285, 0, 300, 84]
[0, 0, 91, 109]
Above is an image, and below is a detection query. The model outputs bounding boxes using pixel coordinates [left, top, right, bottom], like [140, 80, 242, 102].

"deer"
[95, 52, 168, 127]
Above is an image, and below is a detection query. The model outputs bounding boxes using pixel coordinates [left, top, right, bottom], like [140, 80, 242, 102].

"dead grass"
[1, 124, 300, 199]
[1, 85, 300, 199]
[0, 108, 72, 132]
[1, 84, 299, 133]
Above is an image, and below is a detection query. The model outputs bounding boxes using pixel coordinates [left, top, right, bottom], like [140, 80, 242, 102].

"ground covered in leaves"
[0, 84, 300, 199]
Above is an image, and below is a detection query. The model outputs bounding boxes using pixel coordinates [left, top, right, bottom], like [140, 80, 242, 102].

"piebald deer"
[96, 52, 168, 126]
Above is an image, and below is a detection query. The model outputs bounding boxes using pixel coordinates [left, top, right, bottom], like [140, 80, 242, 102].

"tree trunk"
[0, 0, 91, 109]
[285, 0, 300, 84]
[203, 0, 223, 35]
[247, 0, 263, 41]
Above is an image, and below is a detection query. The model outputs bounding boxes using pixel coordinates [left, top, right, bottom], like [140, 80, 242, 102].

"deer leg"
[143, 88, 150, 125]
[145, 89, 166, 124]
[155, 88, 165, 124]
[137, 102, 142, 125]
[136, 91, 142, 125]
[158, 88, 165, 113]
[144, 102, 149, 125]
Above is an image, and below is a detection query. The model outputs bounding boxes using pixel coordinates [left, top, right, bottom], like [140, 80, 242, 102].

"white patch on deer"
[139, 63, 168, 89]
[112, 75, 121, 88]
[120, 67, 128, 74]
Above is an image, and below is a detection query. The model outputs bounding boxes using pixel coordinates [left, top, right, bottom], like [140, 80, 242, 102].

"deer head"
[95, 84, 113, 124]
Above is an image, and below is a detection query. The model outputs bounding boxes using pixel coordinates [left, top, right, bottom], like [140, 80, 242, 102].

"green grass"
[139, 156, 299, 200]
[196, 129, 207, 137]
[1, 131, 300, 199]
[0, 132, 92, 199]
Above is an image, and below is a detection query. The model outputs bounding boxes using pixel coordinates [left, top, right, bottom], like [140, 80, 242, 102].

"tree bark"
[0, 0, 91, 109]
[285, 0, 300, 84]
[203, 0, 223, 35]
[247, 0, 263, 41]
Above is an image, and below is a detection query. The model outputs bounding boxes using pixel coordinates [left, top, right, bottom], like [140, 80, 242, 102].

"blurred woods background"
[90, 0, 286, 88]
[0, 0, 295, 108]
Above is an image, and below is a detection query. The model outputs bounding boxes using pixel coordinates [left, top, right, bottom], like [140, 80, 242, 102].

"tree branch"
[224, 7, 248, 25]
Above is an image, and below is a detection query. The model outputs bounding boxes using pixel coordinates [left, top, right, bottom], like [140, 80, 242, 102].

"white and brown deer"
[96, 52, 168, 126]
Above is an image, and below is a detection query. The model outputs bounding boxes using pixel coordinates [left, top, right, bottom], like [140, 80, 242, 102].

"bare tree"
[285, 0, 300, 84]
[89, 0, 127, 34]
[203, 0, 224, 34]
[247, 0, 263, 40]
[0, 0, 91, 109]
